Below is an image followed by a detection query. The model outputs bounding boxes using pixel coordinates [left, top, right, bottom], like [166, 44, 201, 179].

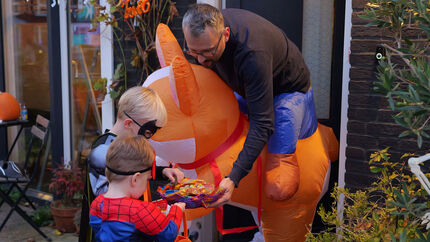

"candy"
[157, 178, 224, 208]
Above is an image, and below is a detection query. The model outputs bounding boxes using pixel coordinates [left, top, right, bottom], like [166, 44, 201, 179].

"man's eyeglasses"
[183, 32, 223, 57]
[123, 112, 161, 139]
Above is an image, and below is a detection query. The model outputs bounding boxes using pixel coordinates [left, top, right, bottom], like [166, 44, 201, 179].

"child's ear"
[131, 173, 140, 187]
[123, 119, 132, 129]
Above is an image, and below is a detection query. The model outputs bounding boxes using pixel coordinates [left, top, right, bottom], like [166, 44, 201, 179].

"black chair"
[0, 114, 51, 241]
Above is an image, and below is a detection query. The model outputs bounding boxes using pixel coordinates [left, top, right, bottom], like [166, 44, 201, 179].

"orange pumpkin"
[0, 91, 21, 121]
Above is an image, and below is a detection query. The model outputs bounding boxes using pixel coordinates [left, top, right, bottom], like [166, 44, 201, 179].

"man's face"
[183, 26, 229, 68]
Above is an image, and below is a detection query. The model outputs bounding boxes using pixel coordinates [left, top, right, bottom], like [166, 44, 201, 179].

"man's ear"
[224, 27, 230, 42]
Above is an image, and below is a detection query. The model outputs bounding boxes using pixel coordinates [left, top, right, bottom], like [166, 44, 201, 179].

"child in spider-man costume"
[90, 135, 186, 241]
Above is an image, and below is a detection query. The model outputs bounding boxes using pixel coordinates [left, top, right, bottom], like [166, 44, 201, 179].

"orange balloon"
[146, 24, 339, 242]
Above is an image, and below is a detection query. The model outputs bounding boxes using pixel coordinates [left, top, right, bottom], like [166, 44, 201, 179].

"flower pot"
[50, 203, 80, 233]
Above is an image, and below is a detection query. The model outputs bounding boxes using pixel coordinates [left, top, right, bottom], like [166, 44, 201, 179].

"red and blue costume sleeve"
[90, 195, 183, 241]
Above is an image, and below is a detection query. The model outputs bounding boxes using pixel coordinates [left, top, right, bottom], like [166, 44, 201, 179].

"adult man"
[182, 4, 317, 204]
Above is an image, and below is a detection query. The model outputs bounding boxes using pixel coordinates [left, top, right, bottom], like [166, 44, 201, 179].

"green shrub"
[306, 149, 430, 241]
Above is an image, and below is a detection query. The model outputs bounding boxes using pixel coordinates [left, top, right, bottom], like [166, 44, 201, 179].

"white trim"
[2, 1, 19, 162]
[337, 0, 352, 221]
[100, 0, 115, 132]
[59, 0, 71, 166]
[143, 67, 170, 87]
[197, 0, 221, 8]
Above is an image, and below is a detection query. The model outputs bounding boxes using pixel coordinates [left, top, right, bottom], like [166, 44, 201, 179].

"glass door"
[2, 0, 50, 163]
[69, 0, 102, 164]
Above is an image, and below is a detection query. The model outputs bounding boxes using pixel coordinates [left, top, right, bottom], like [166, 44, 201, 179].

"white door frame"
[59, 0, 72, 165]
[337, 0, 352, 219]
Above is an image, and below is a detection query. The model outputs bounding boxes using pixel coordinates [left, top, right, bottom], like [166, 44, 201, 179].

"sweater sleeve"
[227, 51, 274, 187]
[154, 164, 173, 181]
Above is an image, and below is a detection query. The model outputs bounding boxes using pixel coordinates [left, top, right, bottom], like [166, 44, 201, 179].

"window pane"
[3, 0, 50, 163]
[69, 1, 102, 163]
[302, 0, 334, 119]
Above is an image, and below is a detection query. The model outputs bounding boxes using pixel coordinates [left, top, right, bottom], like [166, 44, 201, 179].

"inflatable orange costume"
[144, 24, 339, 241]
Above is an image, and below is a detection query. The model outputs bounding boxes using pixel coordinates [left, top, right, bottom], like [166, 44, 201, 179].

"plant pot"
[50, 203, 80, 233]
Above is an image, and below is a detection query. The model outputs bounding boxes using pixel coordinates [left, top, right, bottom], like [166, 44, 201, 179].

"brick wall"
[346, 0, 429, 189]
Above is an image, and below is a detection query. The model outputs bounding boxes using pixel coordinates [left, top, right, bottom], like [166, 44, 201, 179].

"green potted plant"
[49, 163, 84, 233]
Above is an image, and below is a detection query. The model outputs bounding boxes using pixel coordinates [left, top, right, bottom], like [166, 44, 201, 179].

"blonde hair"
[117, 86, 167, 128]
[182, 3, 225, 37]
[105, 135, 155, 182]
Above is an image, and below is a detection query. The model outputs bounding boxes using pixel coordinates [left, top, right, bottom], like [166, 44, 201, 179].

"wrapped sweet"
[157, 178, 223, 208]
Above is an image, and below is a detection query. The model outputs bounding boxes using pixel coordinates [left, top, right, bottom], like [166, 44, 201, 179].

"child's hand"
[162, 168, 185, 183]
[174, 202, 186, 212]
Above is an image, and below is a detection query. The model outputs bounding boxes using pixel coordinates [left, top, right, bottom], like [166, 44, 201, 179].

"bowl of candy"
[157, 178, 224, 208]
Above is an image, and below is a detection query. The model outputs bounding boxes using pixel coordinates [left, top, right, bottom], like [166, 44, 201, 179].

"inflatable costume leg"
[265, 89, 317, 201]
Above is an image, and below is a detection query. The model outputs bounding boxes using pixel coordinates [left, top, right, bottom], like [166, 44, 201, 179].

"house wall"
[346, 0, 429, 189]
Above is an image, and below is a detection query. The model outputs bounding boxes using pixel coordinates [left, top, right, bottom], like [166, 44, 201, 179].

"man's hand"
[162, 168, 185, 183]
[209, 177, 235, 208]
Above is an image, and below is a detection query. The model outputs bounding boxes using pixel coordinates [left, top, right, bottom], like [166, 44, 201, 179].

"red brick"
[348, 93, 384, 108]
[347, 134, 378, 149]
[349, 80, 373, 93]
[348, 120, 367, 134]
[350, 39, 389, 53]
[352, 12, 372, 25]
[376, 109, 395, 123]
[403, 27, 426, 39]
[352, 0, 367, 9]
[345, 171, 376, 188]
[346, 146, 366, 161]
[350, 53, 377, 67]
[351, 25, 382, 38]
[348, 107, 378, 122]
[377, 137, 401, 150]
[381, 28, 395, 39]
[345, 158, 371, 173]
[350, 67, 377, 80]
[397, 139, 422, 152]
[367, 123, 406, 137]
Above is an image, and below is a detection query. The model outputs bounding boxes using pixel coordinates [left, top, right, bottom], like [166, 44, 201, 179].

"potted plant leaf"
[49, 163, 84, 233]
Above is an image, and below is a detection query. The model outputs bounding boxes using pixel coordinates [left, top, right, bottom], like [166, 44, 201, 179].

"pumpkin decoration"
[0, 91, 21, 121]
